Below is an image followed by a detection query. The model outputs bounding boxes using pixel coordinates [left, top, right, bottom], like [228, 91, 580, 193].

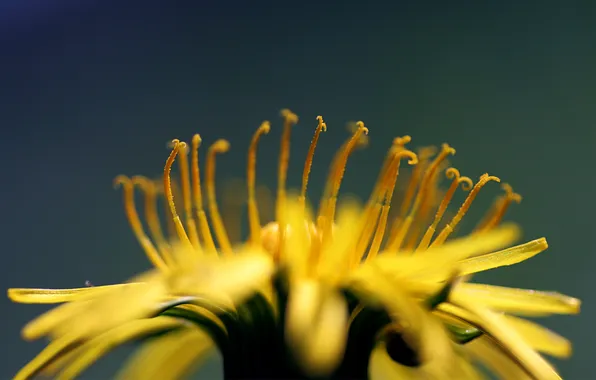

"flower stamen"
[299, 116, 327, 210]
[354, 138, 405, 262]
[475, 183, 522, 233]
[114, 175, 168, 271]
[318, 122, 369, 244]
[387, 143, 456, 251]
[431, 173, 500, 247]
[191, 134, 217, 254]
[368, 143, 418, 260]
[416, 168, 473, 252]
[176, 142, 201, 251]
[206, 139, 233, 255]
[247, 121, 271, 246]
[131, 176, 174, 265]
[276, 109, 299, 262]
[163, 140, 194, 251]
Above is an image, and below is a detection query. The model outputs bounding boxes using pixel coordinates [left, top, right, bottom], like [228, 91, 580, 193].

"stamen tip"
[394, 135, 411, 146]
[281, 109, 299, 124]
[441, 143, 456, 155]
[260, 121, 271, 134]
[316, 116, 327, 132]
[113, 175, 129, 188]
[213, 139, 230, 153]
[192, 134, 202, 147]
[166, 139, 181, 150]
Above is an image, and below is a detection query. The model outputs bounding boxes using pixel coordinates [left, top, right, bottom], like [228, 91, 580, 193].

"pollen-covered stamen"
[131, 176, 174, 265]
[475, 183, 522, 233]
[114, 175, 168, 271]
[176, 142, 202, 252]
[299, 116, 327, 209]
[247, 121, 271, 246]
[354, 138, 405, 260]
[386, 146, 436, 251]
[416, 168, 473, 252]
[398, 146, 438, 219]
[318, 122, 369, 244]
[403, 161, 451, 250]
[206, 139, 233, 255]
[191, 134, 217, 254]
[276, 109, 299, 262]
[368, 145, 418, 260]
[163, 140, 194, 251]
[387, 143, 456, 251]
[430, 173, 501, 247]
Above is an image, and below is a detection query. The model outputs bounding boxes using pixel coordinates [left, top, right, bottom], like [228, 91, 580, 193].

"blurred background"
[0, 0, 594, 378]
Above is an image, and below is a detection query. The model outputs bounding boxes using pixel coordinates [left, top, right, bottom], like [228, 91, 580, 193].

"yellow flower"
[9, 109, 580, 380]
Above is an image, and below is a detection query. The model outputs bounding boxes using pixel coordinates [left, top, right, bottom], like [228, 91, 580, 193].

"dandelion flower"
[9, 109, 580, 380]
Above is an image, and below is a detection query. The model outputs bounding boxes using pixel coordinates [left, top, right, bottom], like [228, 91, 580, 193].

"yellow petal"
[465, 337, 533, 380]
[504, 315, 571, 358]
[452, 283, 580, 316]
[14, 330, 80, 380]
[285, 280, 348, 377]
[318, 200, 365, 283]
[56, 317, 184, 380]
[24, 279, 168, 341]
[369, 344, 485, 380]
[168, 249, 274, 305]
[123, 327, 213, 380]
[447, 298, 561, 380]
[8, 283, 138, 304]
[22, 299, 90, 341]
[457, 238, 547, 275]
[283, 199, 312, 279]
[350, 266, 456, 373]
[373, 224, 520, 282]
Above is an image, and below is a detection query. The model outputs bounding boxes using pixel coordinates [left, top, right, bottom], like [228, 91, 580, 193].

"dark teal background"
[0, 1, 594, 378]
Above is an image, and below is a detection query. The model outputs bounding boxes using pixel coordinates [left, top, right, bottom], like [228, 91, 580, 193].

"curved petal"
[55, 316, 184, 380]
[7, 283, 140, 304]
[285, 280, 348, 377]
[116, 327, 213, 380]
[452, 283, 580, 316]
[445, 298, 560, 380]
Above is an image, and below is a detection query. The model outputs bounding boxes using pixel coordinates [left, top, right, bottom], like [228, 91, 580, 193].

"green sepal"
[424, 275, 458, 310]
[444, 323, 483, 344]
[158, 306, 229, 352]
[153, 297, 240, 361]
[333, 290, 392, 380]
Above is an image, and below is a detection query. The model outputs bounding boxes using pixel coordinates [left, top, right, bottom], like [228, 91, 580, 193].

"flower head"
[9, 109, 580, 380]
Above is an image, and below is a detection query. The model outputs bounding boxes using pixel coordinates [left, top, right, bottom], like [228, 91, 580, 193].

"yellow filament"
[206, 139, 233, 255]
[353, 139, 407, 261]
[176, 142, 201, 251]
[131, 176, 175, 265]
[276, 109, 299, 261]
[162, 181, 177, 240]
[319, 122, 369, 242]
[402, 163, 449, 250]
[367, 146, 418, 260]
[416, 168, 473, 252]
[385, 146, 436, 252]
[431, 173, 500, 247]
[299, 116, 327, 209]
[191, 134, 217, 254]
[387, 143, 455, 251]
[163, 140, 193, 250]
[398, 146, 437, 218]
[113, 176, 167, 271]
[247, 121, 271, 246]
[475, 183, 522, 233]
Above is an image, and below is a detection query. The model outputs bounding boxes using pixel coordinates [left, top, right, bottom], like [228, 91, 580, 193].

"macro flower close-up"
[8, 109, 580, 380]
